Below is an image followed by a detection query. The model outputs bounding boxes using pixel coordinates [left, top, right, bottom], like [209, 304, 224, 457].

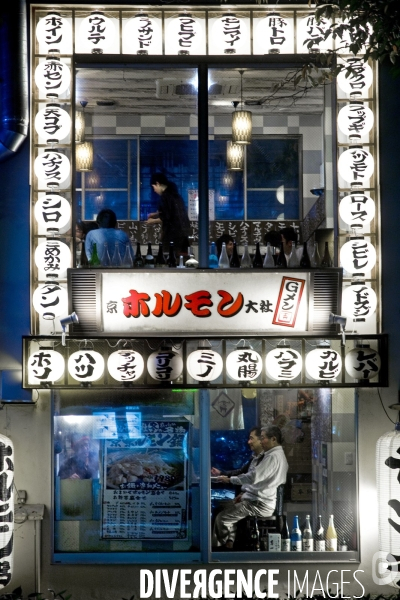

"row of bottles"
[213, 241, 333, 269]
[87, 241, 199, 269]
[283, 514, 346, 552]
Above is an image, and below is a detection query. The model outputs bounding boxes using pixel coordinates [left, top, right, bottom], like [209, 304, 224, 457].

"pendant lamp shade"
[227, 141, 244, 171]
[232, 110, 252, 144]
[76, 142, 93, 172]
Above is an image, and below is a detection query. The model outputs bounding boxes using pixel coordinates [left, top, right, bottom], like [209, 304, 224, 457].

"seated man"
[212, 425, 288, 549]
[211, 427, 264, 477]
[85, 208, 131, 262]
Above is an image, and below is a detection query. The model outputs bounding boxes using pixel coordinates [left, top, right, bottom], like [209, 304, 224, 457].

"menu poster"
[102, 420, 189, 540]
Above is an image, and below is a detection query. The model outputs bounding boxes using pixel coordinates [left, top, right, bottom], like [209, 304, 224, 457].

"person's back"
[85, 208, 130, 261]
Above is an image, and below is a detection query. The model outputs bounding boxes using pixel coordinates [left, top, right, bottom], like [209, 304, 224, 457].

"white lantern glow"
[165, 14, 206, 55]
[345, 345, 381, 380]
[76, 142, 94, 172]
[187, 349, 223, 382]
[342, 283, 377, 321]
[337, 60, 373, 96]
[34, 239, 71, 275]
[337, 103, 374, 141]
[36, 12, 72, 54]
[122, 14, 163, 55]
[338, 147, 374, 185]
[376, 424, 400, 588]
[305, 346, 342, 381]
[147, 348, 183, 382]
[296, 14, 332, 53]
[34, 57, 71, 96]
[75, 111, 85, 143]
[34, 150, 70, 188]
[253, 14, 294, 55]
[68, 350, 105, 382]
[79, 12, 116, 54]
[33, 283, 68, 319]
[28, 349, 65, 384]
[34, 194, 71, 231]
[209, 14, 250, 55]
[226, 348, 262, 381]
[35, 104, 71, 143]
[107, 350, 145, 382]
[0, 434, 14, 589]
[339, 192, 375, 230]
[227, 141, 244, 171]
[232, 110, 252, 144]
[265, 346, 302, 381]
[340, 238, 376, 274]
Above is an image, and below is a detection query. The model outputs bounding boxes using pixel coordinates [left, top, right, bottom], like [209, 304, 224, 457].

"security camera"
[329, 313, 347, 328]
[60, 312, 79, 331]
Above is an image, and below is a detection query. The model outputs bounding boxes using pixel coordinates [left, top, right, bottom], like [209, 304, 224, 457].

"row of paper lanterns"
[27, 344, 381, 385]
[36, 11, 363, 57]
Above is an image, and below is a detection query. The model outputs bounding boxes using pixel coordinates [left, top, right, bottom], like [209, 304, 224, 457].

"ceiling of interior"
[76, 67, 326, 116]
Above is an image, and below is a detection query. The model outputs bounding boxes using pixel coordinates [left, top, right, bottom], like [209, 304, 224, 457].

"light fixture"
[122, 14, 163, 55]
[342, 282, 377, 322]
[232, 71, 252, 144]
[338, 147, 374, 187]
[34, 149, 70, 188]
[340, 237, 376, 274]
[265, 342, 302, 381]
[0, 433, 14, 588]
[34, 193, 71, 233]
[147, 347, 183, 382]
[329, 313, 347, 345]
[28, 349, 65, 384]
[226, 141, 244, 171]
[209, 13, 249, 55]
[345, 344, 381, 380]
[75, 100, 87, 143]
[36, 12, 72, 54]
[68, 349, 104, 382]
[107, 350, 145, 382]
[305, 342, 342, 381]
[337, 102, 374, 141]
[253, 12, 294, 55]
[34, 56, 71, 97]
[226, 345, 262, 382]
[35, 103, 71, 144]
[76, 141, 94, 172]
[187, 341, 223, 382]
[33, 283, 68, 319]
[79, 12, 116, 54]
[165, 13, 205, 56]
[60, 312, 79, 345]
[339, 192, 375, 230]
[337, 60, 373, 97]
[34, 239, 71, 277]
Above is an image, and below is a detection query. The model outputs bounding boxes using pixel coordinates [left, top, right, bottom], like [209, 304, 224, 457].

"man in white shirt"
[85, 208, 131, 262]
[212, 425, 288, 549]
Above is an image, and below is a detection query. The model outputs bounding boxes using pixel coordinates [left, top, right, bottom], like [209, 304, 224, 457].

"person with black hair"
[146, 173, 190, 253]
[84, 208, 131, 261]
[280, 226, 302, 263]
[216, 234, 234, 258]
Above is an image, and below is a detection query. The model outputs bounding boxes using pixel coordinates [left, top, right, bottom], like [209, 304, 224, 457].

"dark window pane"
[247, 190, 299, 220]
[209, 139, 244, 220]
[84, 191, 129, 221]
[247, 138, 300, 189]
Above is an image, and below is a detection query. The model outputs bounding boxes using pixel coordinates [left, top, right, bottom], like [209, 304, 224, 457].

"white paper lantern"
[123, 14, 162, 55]
[165, 14, 206, 55]
[80, 12, 116, 54]
[34, 57, 71, 96]
[337, 103, 374, 140]
[232, 110, 252, 144]
[0, 434, 14, 589]
[339, 192, 375, 229]
[305, 346, 342, 381]
[33, 283, 68, 319]
[36, 12, 72, 54]
[340, 238, 376, 274]
[68, 350, 105, 382]
[34, 194, 71, 231]
[226, 348, 262, 381]
[227, 141, 244, 171]
[376, 424, 400, 588]
[28, 349, 65, 384]
[35, 104, 71, 143]
[338, 147, 374, 185]
[253, 14, 294, 55]
[265, 347, 302, 381]
[107, 350, 145, 382]
[345, 345, 381, 380]
[34, 150, 70, 188]
[296, 14, 332, 53]
[342, 283, 377, 321]
[187, 349, 223, 382]
[34, 239, 71, 275]
[209, 14, 250, 55]
[337, 61, 373, 96]
[147, 349, 183, 382]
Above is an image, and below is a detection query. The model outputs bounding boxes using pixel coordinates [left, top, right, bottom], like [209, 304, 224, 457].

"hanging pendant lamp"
[226, 141, 244, 171]
[76, 141, 94, 172]
[232, 70, 252, 144]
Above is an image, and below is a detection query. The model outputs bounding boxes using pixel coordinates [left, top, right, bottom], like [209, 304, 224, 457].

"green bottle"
[89, 242, 101, 267]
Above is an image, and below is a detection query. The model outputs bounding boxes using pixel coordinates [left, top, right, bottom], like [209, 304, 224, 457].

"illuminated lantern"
[253, 13, 294, 55]
[305, 345, 342, 381]
[296, 14, 332, 53]
[35, 104, 71, 144]
[107, 350, 145, 382]
[0, 434, 14, 589]
[345, 345, 381, 380]
[209, 14, 250, 55]
[34, 194, 71, 231]
[34, 150, 70, 188]
[340, 238, 376, 274]
[34, 57, 71, 96]
[123, 14, 162, 55]
[28, 349, 65, 384]
[337, 60, 373, 96]
[147, 348, 183, 382]
[68, 350, 105, 382]
[375, 423, 400, 588]
[227, 142, 244, 171]
[34, 239, 71, 275]
[165, 14, 206, 55]
[187, 349, 223, 382]
[76, 142, 94, 172]
[342, 282, 377, 321]
[226, 348, 262, 382]
[36, 12, 72, 54]
[33, 283, 68, 319]
[337, 102, 374, 141]
[339, 192, 375, 230]
[265, 346, 302, 381]
[79, 12, 116, 54]
[232, 110, 252, 145]
[338, 147, 374, 186]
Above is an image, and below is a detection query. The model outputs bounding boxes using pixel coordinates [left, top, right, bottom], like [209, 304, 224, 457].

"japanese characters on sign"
[34, 193, 71, 233]
[0, 435, 14, 589]
[338, 147, 374, 186]
[28, 349, 65, 384]
[226, 348, 263, 381]
[272, 277, 306, 328]
[209, 14, 250, 55]
[32, 283, 68, 319]
[339, 193, 375, 230]
[34, 239, 71, 279]
[36, 12, 72, 54]
[68, 350, 105, 382]
[337, 103, 374, 140]
[108, 350, 145, 382]
[34, 58, 71, 96]
[342, 283, 377, 322]
[265, 346, 302, 381]
[340, 238, 376, 274]
[305, 347, 342, 381]
[79, 12, 116, 54]
[187, 349, 223, 382]
[345, 346, 381, 380]
[296, 14, 332, 53]
[147, 349, 183, 382]
[123, 14, 162, 55]
[34, 149, 70, 188]
[337, 59, 373, 96]
[165, 14, 206, 55]
[35, 104, 71, 143]
[253, 14, 294, 54]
